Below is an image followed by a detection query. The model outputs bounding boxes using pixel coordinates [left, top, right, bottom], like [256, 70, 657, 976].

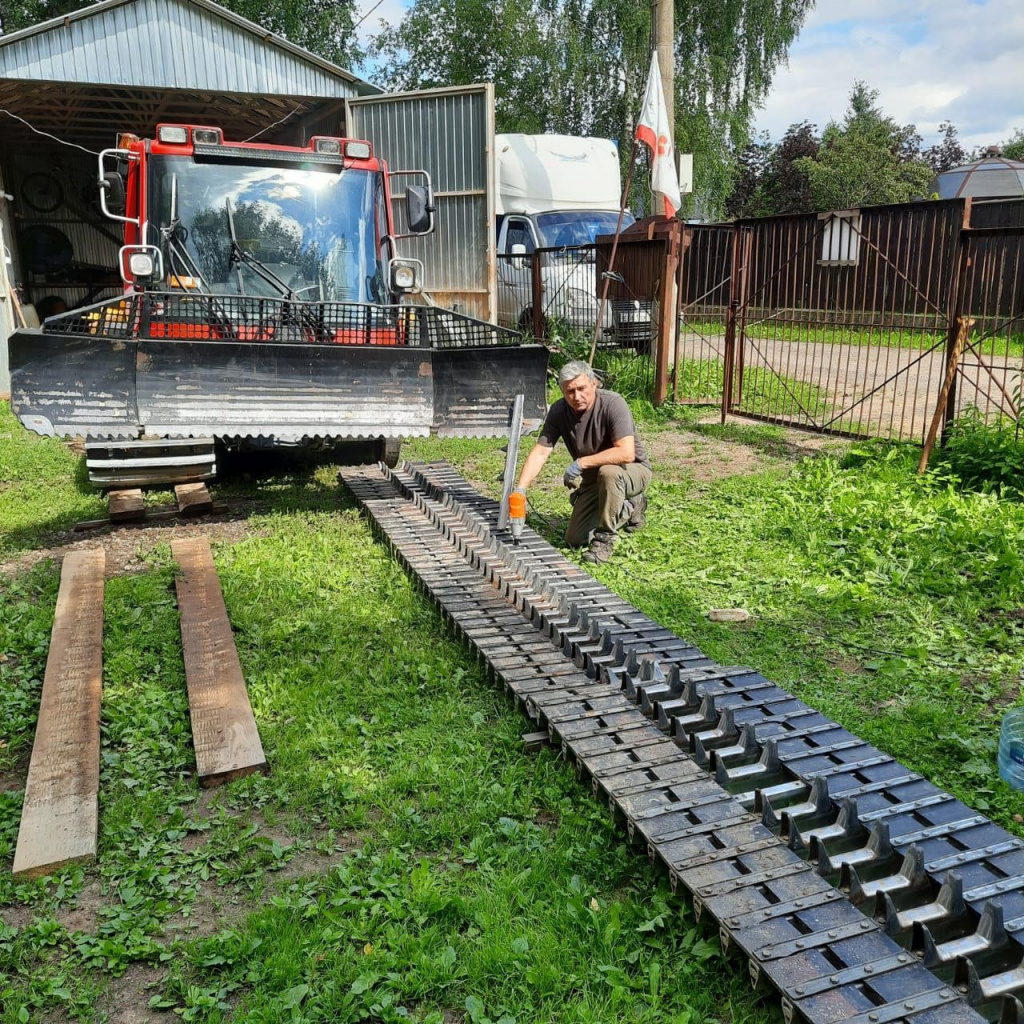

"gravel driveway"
[676, 330, 1022, 440]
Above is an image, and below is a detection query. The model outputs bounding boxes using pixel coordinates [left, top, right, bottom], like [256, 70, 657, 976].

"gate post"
[673, 226, 691, 403]
[941, 199, 973, 439]
[653, 227, 679, 407]
[721, 223, 745, 422]
[531, 249, 545, 341]
[734, 229, 752, 411]
[722, 299, 736, 423]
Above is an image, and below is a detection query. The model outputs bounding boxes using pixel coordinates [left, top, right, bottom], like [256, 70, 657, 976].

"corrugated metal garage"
[0, 0, 380, 393]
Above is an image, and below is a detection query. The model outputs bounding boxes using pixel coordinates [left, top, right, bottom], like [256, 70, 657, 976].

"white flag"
[635, 51, 682, 217]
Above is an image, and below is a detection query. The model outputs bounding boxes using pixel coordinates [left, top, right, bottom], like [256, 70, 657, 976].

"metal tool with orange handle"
[507, 488, 526, 544]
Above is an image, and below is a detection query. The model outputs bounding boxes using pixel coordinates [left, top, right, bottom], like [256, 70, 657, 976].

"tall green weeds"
[932, 413, 1024, 498]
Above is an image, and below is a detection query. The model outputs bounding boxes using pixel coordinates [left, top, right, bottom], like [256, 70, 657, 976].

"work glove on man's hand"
[563, 460, 583, 489]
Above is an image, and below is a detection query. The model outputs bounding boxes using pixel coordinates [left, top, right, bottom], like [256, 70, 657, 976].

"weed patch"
[6, 392, 1024, 1020]
[0, 404, 105, 558]
[0, 463, 771, 1022]
[931, 412, 1024, 498]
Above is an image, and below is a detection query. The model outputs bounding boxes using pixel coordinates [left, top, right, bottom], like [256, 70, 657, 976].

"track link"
[342, 460, 1023, 1024]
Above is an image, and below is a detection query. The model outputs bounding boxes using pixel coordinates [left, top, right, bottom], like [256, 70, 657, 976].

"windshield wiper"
[158, 174, 212, 295]
[224, 197, 297, 300]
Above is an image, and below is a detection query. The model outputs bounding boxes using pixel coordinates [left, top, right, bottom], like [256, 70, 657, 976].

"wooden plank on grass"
[108, 489, 145, 521]
[172, 537, 267, 787]
[175, 483, 213, 517]
[13, 549, 105, 880]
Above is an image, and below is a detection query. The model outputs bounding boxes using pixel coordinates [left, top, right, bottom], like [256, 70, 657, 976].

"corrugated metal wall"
[347, 85, 496, 321]
[0, 0, 364, 97]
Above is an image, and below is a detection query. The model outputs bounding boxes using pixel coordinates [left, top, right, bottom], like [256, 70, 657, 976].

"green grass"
[0, 402, 106, 557]
[550, 332, 828, 417]
[686, 318, 1024, 359]
[933, 413, 1024, 498]
[0, 413, 773, 1023]
[5, 400, 1024, 1020]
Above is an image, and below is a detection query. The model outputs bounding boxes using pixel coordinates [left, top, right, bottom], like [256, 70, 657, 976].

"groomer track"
[341, 460, 1024, 1024]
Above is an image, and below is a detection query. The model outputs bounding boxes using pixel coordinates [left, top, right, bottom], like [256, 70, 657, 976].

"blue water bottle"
[998, 708, 1024, 790]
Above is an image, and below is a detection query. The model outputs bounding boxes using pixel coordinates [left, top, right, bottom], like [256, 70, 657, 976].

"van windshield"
[535, 210, 635, 248]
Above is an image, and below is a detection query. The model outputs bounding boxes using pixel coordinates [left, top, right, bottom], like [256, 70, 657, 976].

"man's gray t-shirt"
[538, 389, 651, 473]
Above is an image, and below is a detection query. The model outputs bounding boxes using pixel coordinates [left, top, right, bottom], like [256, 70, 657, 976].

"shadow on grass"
[72, 450, 95, 496]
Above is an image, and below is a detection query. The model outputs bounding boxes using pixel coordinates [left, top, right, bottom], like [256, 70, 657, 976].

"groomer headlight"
[314, 138, 342, 155]
[344, 140, 372, 160]
[157, 125, 189, 144]
[129, 251, 155, 278]
[391, 263, 418, 292]
[192, 128, 222, 145]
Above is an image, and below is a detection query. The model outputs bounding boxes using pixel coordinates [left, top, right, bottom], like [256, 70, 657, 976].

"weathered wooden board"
[172, 537, 267, 787]
[175, 483, 213, 517]
[13, 549, 105, 879]
[107, 489, 145, 521]
[75, 501, 230, 532]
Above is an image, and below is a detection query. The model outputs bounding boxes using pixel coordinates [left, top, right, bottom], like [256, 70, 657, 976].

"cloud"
[755, 0, 1024, 150]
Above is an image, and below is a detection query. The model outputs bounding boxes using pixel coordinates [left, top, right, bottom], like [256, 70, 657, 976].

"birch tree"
[371, 0, 813, 216]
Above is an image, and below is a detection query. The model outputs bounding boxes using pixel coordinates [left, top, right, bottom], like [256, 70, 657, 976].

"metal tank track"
[341, 459, 1024, 1024]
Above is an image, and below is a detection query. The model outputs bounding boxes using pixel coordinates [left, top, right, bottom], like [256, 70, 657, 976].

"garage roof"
[0, 0, 383, 148]
[0, 0, 378, 96]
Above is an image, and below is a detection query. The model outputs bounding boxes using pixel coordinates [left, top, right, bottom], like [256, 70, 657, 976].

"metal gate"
[346, 84, 497, 322]
[674, 224, 734, 405]
[722, 201, 969, 442]
[948, 225, 1024, 426]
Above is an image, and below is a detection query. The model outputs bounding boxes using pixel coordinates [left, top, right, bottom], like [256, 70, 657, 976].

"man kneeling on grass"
[515, 360, 652, 564]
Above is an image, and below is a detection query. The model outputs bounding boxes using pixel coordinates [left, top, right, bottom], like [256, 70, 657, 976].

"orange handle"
[507, 491, 526, 518]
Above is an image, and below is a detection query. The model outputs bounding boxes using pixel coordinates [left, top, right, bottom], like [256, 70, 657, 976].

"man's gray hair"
[558, 360, 597, 386]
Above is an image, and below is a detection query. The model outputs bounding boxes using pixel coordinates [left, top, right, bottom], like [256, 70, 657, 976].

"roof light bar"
[157, 125, 189, 144]
[192, 128, 222, 145]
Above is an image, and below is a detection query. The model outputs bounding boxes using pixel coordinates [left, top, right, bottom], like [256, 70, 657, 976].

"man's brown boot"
[582, 531, 615, 564]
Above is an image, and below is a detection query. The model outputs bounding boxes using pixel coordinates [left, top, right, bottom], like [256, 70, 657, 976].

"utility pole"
[651, 0, 678, 409]
[653, 0, 674, 129]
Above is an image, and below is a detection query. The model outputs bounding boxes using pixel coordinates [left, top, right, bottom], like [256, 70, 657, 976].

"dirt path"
[0, 510, 261, 580]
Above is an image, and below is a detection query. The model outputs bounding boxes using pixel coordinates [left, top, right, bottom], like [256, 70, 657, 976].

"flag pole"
[589, 136, 639, 366]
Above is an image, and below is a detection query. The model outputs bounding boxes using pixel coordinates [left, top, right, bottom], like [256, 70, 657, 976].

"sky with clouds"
[356, 0, 1024, 150]
[755, 0, 1024, 149]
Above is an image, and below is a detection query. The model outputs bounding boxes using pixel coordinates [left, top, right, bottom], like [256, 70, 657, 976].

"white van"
[495, 134, 650, 340]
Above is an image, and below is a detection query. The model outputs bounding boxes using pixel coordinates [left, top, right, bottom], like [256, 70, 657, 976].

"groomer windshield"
[148, 155, 382, 302]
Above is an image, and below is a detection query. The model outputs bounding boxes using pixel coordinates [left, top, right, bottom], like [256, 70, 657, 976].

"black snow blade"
[8, 296, 548, 441]
[9, 331, 140, 439]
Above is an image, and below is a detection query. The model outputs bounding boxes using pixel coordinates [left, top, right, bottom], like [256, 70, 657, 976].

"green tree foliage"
[0, 0, 81, 34]
[0, 0, 362, 66]
[228, 0, 361, 67]
[923, 120, 968, 173]
[371, 0, 813, 218]
[794, 82, 933, 211]
[1003, 129, 1024, 163]
[726, 132, 772, 219]
[727, 120, 818, 218]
